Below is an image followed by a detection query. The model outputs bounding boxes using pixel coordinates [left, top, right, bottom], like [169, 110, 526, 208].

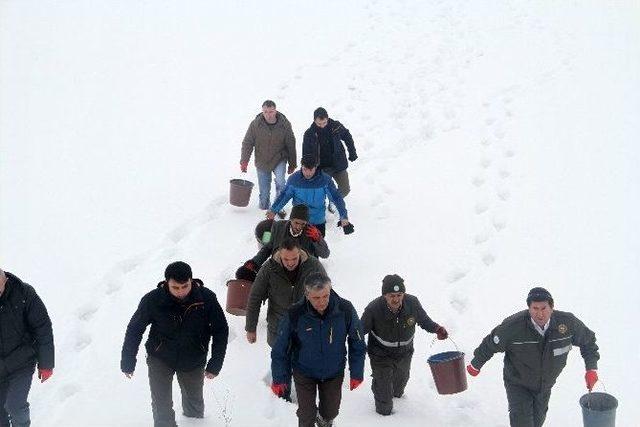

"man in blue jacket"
[266, 155, 353, 237]
[121, 262, 229, 427]
[271, 272, 366, 427]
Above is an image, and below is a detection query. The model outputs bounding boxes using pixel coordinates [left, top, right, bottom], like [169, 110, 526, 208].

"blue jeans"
[0, 365, 34, 427]
[257, 160, 286, 210]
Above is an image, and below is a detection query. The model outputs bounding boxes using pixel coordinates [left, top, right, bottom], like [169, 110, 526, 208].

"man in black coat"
[0, 269, 54, 427]
[302, 107, 357, 199]
[121, 262, 229, 427]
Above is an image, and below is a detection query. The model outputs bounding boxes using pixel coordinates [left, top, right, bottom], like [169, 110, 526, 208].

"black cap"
[526, 287, 554, 307]
[382, 274, 406, 295]
[290, 204, 309, 221]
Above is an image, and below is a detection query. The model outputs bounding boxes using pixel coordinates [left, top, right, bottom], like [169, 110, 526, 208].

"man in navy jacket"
[271, 272, 365, 427]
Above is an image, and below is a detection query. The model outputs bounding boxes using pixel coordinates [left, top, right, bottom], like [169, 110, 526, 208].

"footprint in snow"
[105, 279, 123, 295]
[472, 175, 485, 187]
[492, 215, 507, 231]
[504, 149, 515, 158]
[480, 138, 491, 147]
[497, 188, 511, 201]
[482, 253, 496, 266]
[485, 117, 496, 126]
[494, 128, 506, 139]
[499, 169, 511, 178]
[474, 230, 491, 244]
[446, 268, 469, 284]
[75, 333, 92, 351]
[474, 202, 489, 215]
[76, 304, 99, 321]
[58, 383, 81, 402]
[480, 158, 492, 169]
[450, 294, 467, 314]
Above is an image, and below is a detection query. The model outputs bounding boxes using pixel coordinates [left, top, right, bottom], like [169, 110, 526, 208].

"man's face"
[280, 248, 300, 271]
[307, 285, 331, 314]
[383, 292, 405, 311]
[302, 165, 317, 179]
[262, 106, 277, 124]
[167, 278, 192, 300]
[290, 218, 307, 234]
[528, 301, 553, 327]
[314, 117, 328, 128]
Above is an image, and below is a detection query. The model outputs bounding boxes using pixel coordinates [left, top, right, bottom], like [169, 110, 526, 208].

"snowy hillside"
[1, 1, 638, 426]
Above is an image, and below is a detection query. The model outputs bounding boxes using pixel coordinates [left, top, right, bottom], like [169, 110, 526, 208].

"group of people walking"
[0, 101, 601, 427]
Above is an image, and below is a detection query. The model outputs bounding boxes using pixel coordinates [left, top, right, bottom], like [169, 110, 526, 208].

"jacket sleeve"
[360, 303, 373, 336]
[470, 322, 509, 370]
[24, 288, 55, 370]
[325, 178, 348, 220]
[338, 123, 356, 159]
[206, 294, 229, 375]
[240, 121, 255, 164]
[414, 298, 439, 333]
[251, 242, 273, 267]
[244, 265, 270, 333]
[311, 234, 330, 259]
[346, 303, 366, 380]
[270, 178, 296, 213]
[285, 121, 297, 169]
[121, 295, 152, 373]
[571, 315, 599, 371]
[270, 312, 293, 384]
[302, 129, 317, 160]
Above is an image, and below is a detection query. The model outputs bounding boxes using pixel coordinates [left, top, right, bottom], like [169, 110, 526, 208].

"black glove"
[235, 260, 257, 282]
[348, 153, 358, 162]
[343, 223, 355, 235]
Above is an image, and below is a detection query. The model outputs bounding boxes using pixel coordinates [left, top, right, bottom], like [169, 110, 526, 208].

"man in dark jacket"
[361, 274, 448, 415]
[302, 107, 357, 199]
[235, 204, 330, 282]
[0, 269, 54, 427]
[240, 100, 297, 211]
[467, 287, 600, 427]
[271, 272, 366, 427]
[121, 262, 229, 427]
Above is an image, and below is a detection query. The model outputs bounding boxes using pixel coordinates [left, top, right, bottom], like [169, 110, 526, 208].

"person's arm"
[325, 178, 348, 220]
[414, 298, 439, 333]
[270, 312, 294, 385]
[572, 315, 599, 371]
[206, 294, 229, 376]
[285, 121, 297, 171]
[470, 323, 508, 371]
[360, 304, 373, 336]
[24, 287, 54, 370]
[310, 232, 330, 259]
[338, 122, 357, 161]
[121, 295, 152, 374]
[240, 121, 255, 164]
[244, 265, 270, 334]
[270, 178, 296, 214]
[346, 303, 366, 381]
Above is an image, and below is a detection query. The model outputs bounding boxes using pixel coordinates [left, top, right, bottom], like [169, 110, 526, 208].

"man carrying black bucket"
[360, 274, 448, 415]
[467, 287, 600, 427]
[235, 204, 330, 282]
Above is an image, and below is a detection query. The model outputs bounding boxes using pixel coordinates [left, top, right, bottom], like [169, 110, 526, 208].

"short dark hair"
[165, 261, 192, 283]
[304, 272, 331, 293]
[526, 287, 554, 307]
[262, 100, 276, 109]
[313, 107, 328, 120]
[279, 237, 301, 251]
[301, 154, 318, 168]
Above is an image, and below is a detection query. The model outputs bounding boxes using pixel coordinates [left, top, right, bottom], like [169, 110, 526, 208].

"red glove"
[287, 165, 296, 174]
[38, 368, 53, 383]
[271, 383, 287, 397]
[585, 370, 598, 391]
[466, 364, 480, 377]
[435, 326, 448, 340]
[240, 161, 248, 173]
[305, 225, 322, 242]
[349, 378, 363, 391]
[244, 260, 256, 272]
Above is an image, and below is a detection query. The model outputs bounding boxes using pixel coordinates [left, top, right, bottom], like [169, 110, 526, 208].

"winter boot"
[315, 414, 333, 427]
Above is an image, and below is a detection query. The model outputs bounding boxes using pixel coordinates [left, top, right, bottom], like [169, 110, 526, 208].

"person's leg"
[370, 356, 394, 415]
[0, 376, 10, 427]
[3, 366, 34, 427]
[331, 170, 350, 198]
[147, 356, 178, 427]
[532, 388, 552, 427]
[256, 167, 272, 210]
[293, 371, 318, 427]
[176, 366, 205, 418]
[392, 352, 413, 398]
[314, 223, 326, 237]
[317, 373, 344, 425]
[273, 160, 287, 200]
[505, 382, 535, 427]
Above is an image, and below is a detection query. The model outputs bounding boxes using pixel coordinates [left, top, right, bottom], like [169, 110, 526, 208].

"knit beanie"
[290, 204, 310, 222]
[382, 274, 406, 295]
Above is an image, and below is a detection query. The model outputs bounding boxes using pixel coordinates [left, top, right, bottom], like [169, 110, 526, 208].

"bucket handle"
[429, 335, 460, 351]
[585, 378, 608, 411]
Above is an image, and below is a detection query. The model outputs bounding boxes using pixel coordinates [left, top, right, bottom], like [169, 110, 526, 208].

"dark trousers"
[322, 168, 350, 198]
[0, 365, 34, 427]
[505, 382, 552, 427]
[369, 352, 412, 415]
[293, 370, 343, 427]
[147, 355, 204, 427]
[314, 223, 326, 237]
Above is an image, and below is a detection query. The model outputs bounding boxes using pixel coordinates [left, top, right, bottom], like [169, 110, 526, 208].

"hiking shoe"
[327, 203, 336, 214]
[315, 414, 333, 427]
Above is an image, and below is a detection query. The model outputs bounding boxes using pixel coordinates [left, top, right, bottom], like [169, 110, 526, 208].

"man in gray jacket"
[467, 287, 600, 427]
[240, 100, 297, 211]
[361, 274, 448, 415]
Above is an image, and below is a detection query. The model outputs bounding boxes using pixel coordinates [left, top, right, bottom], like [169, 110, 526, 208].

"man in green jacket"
[467, 287, 600, 427]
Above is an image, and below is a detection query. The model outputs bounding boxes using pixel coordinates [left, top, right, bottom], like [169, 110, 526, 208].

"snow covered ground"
[1, 1, 638, 426]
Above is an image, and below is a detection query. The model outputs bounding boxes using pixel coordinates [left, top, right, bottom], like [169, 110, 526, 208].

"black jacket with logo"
[361, 294, 439, 358]
[121, 280, 229, 374]
[0, 272, 54, 375]
[470, 309, 599, 391]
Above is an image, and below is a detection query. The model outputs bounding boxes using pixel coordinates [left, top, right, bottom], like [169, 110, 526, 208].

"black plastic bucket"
[579, 392, 618, 427]
[229, 179, 254, 207]
[427, 351, 467, 395]
[254, 219, 274, 246]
